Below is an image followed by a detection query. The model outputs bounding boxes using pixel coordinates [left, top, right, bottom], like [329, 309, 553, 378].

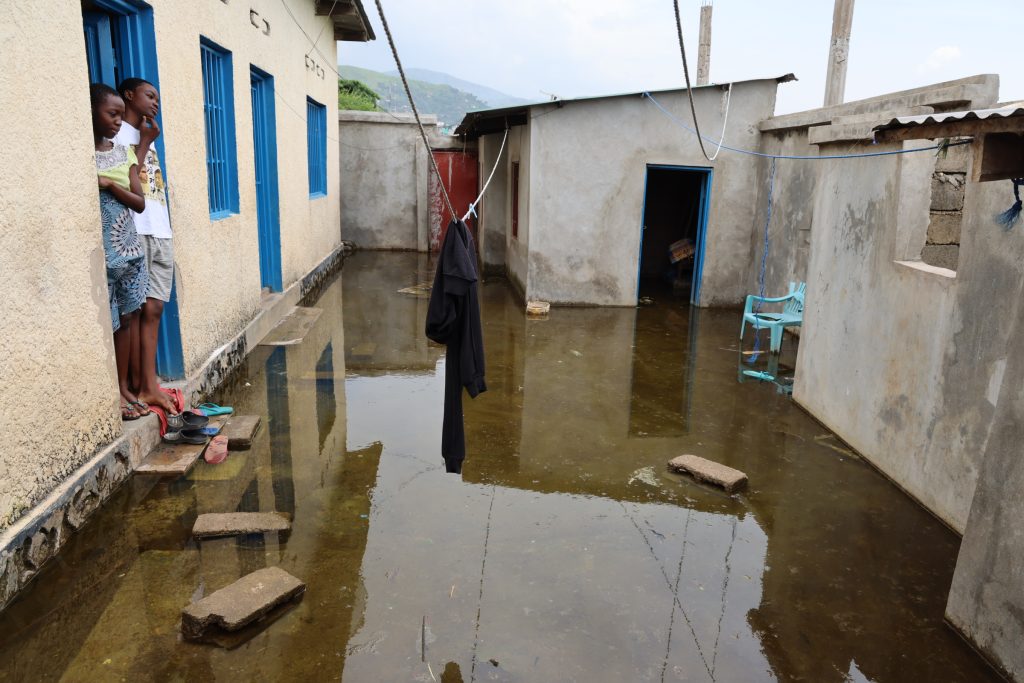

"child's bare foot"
[137, 388, 176, 414]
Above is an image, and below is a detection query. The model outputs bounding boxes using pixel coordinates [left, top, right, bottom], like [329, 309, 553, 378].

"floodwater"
[0, 252, 1001, 682]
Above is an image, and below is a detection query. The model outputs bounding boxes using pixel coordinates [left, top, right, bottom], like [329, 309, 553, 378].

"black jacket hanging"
[425, 219, 486, 474]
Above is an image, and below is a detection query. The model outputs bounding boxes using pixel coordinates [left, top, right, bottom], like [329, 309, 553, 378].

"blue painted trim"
[251, 66, 283, 292]
[636, 169, 650, 301]
[306, 97, 327, 196]
[200, 37, 240, 218]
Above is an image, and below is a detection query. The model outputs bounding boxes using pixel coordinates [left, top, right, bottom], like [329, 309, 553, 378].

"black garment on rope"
[426, 219, 487, 474]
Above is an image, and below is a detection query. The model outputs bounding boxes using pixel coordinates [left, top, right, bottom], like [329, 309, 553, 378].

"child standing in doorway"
[115, 78, 177, 415]
[91, 83, 149, 421]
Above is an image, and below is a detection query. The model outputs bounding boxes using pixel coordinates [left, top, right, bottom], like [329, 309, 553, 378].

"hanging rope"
[462, 127, 510, 221]
[372, 0, 457, 220]
[672, 0, 718, 162]
[995, 178, 1023, 230]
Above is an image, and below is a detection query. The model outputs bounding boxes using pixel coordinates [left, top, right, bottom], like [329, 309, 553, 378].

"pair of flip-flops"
[192, 403, 233, 417]
[120, 399, 151, 421]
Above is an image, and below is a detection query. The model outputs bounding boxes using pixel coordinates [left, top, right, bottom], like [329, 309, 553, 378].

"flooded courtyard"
[0, 252, 1001, 682]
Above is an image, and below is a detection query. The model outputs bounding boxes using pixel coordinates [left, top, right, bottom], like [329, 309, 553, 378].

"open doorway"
[638, 165, 711, 306]
[81, 0, 185, 379]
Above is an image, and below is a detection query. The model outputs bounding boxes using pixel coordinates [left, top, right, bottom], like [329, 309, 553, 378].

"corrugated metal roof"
[874, 102, 1024, 131]
[455, 74, 797, 138]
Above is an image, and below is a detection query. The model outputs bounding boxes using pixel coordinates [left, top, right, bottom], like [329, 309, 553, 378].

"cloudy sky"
[339, 0, 1022, 114]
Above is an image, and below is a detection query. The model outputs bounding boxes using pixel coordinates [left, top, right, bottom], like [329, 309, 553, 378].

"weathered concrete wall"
[505, 125, 531, 298]
[477, 132, 509, 269]
[338, 111, 435, 250]
[0, 4, 122, 530]
[521, 81, 778, 306]
[946, 251, 1024, 678]
[153, 0, 341, 375]
[793, 142, 1015, 533]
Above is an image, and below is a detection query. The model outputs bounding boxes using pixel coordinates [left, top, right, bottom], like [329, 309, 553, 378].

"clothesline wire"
[462, 126, 509, 221]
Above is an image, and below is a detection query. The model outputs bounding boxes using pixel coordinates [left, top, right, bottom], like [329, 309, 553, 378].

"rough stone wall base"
[0, 246, 348, 613]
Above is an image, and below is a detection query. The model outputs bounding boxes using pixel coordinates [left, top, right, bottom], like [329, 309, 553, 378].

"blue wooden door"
[82, 1, 185, 379]
[250, 68, 282, 292]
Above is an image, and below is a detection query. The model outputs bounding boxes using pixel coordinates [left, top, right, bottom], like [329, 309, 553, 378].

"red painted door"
[429, 150, 479, 252]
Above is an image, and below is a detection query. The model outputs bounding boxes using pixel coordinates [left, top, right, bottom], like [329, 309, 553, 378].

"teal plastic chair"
[740, 281, 805, 354]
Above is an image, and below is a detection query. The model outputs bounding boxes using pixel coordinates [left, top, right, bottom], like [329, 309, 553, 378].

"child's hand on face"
[98, 175, 113, 190]
[139, 116, 161, 145]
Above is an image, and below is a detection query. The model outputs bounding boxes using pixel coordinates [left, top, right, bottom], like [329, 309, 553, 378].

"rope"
[462, 127, 509, 221]
[705, 84, 732, 162]
[644, 92, 972, 161]
[372, 0, 457, 220]
[672, 0, 718, 162]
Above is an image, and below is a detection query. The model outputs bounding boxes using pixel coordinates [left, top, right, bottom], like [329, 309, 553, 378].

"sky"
[338, 0, 1022, 115]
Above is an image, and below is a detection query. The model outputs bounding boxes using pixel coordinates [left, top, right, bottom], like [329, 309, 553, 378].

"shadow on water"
[0, 251, 1002, 682]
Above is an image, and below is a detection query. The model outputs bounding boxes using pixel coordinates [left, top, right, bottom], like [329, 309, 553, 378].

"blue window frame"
[200, 38, 239, 218]
[306, 97, 327, 197]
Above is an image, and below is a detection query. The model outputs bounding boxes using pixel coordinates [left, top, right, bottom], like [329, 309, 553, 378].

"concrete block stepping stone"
[136, 442, 207, 476]
[181, 566, 305, 640]
[668, 454, 748, 493]
[220, 415, 261, 450]
[259, 306, 322, 346]
[192, 512, 291, 539]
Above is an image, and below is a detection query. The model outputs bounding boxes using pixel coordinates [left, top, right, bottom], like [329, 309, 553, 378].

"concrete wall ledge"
[339, 110, 438, 125]
[895, 259, 957, 281]
[0, 245, 349, 614]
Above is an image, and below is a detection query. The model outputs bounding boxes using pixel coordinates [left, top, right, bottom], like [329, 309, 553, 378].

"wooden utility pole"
[823, 0, 855, 107]
[697, 1, 713, 86]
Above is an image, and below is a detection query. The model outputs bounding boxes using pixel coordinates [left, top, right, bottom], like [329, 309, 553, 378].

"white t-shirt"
[113, 121, 172, 239]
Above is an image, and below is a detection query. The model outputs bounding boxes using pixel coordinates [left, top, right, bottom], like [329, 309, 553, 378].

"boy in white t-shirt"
[115, 78, 176, 414]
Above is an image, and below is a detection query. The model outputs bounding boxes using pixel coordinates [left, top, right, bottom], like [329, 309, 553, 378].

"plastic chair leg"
[770, 326, 783, 354]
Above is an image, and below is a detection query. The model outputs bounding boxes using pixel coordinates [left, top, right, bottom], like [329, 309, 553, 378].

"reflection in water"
[0, 252, 1001, 682]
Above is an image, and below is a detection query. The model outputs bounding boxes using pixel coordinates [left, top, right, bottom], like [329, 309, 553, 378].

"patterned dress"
[96, 143, 148, 331]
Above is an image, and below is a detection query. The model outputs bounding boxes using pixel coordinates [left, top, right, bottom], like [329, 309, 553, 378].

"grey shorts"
[141, 235, 174, 302]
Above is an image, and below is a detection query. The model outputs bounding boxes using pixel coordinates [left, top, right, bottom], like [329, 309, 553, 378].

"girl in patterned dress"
[91, 83, 150, 421]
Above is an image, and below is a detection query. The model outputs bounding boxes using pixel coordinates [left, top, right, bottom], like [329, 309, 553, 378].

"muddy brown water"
[0, 252, 1001, 682]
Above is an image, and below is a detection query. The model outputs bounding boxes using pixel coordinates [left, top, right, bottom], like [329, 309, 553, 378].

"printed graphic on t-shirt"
[139, 148, 167, 206]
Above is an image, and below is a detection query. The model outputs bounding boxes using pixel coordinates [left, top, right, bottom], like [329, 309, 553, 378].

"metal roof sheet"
[874, 102, 1024, 131]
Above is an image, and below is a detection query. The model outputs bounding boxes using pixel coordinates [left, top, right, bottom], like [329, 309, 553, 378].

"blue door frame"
[250, 67, 283, 292]
[637, 164, 713, 307]
[82, 0, 185, 379]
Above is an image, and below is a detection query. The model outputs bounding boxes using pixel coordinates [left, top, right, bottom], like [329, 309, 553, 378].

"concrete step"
[220, 415, 261, 450]
[181, 567, 306, 640]
[259, 306, 322, 346]
[192, 512, 291, 539]
[668, 454, 748, 493]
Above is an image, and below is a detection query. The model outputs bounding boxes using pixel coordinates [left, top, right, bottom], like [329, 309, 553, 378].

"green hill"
[338, 65, 491, 127]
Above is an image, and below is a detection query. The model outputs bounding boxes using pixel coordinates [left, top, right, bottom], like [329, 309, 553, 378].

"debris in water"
[569, 349, 582, 358]
[449, 585, 455, 599]
[526, 301, 550, 317]
[628, 467, 662, 488]
[638, 296, 654, 306]
[667, 454, 748, 493]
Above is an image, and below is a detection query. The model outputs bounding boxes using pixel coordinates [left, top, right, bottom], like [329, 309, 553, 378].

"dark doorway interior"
[639, 168, 705, 302]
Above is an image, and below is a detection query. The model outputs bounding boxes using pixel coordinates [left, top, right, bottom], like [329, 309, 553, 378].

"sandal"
[167, 411, 209, 431]
[162, 428, 208, 445]
[195, 402, 234, 417]
[130, 400, 151, 417]
[204, 435, 229, 464]
[121, 401, 140, 421]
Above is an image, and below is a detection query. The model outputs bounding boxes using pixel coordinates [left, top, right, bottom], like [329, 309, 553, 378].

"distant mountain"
[396, 68, 531, 108]
[338, 65, 492, 127]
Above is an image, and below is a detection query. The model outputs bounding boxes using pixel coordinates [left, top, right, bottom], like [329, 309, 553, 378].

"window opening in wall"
[307, 97, 327, 197]
[200, 37, 239, 218]
[638, 165, 712, 306]
[511, 161, 520, 239]
[920, 145, 969, 272]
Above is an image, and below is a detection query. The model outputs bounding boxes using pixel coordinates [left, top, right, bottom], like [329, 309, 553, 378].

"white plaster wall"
[793, 142, 1015, 532]
[150, 0, 341, 374]
[338, 112, 430, 250]
[522, 82, 778, 306]
[477, 132, 508, 269]
[0, 4, 122, 529]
